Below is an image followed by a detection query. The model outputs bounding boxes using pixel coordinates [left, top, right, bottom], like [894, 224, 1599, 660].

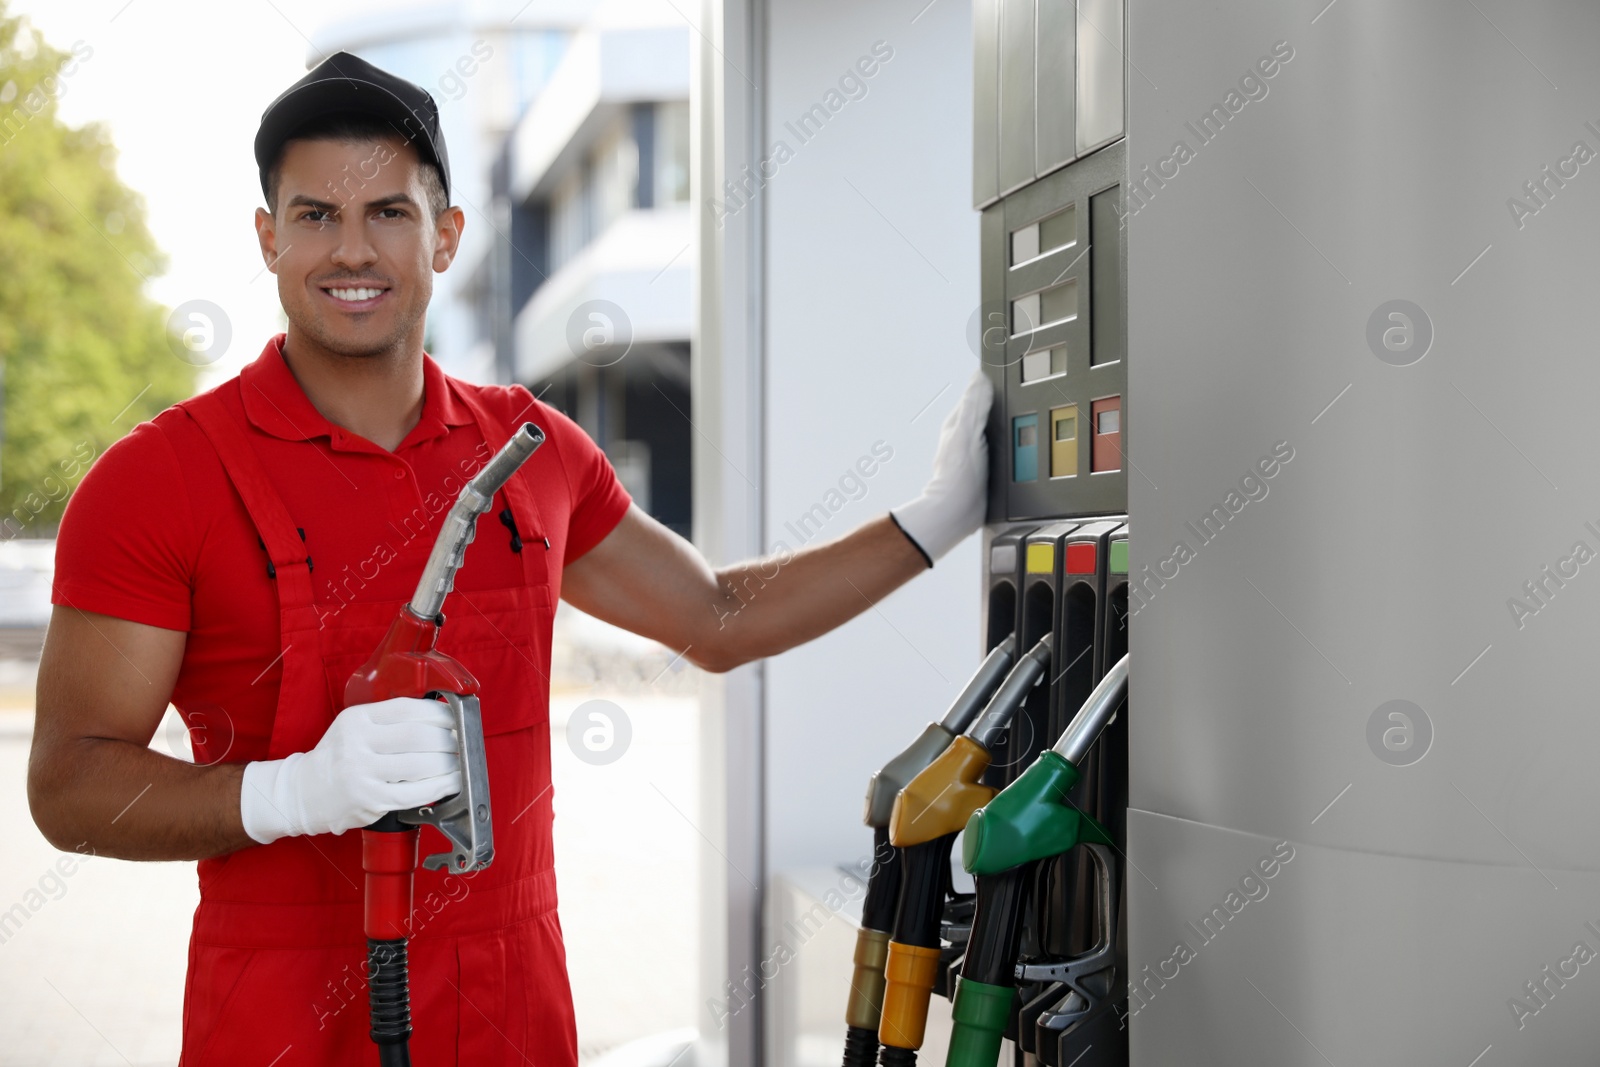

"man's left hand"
[889, 366, 993, 567]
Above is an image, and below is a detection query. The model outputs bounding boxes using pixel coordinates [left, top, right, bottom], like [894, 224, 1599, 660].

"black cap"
[254, 51, 451, 209]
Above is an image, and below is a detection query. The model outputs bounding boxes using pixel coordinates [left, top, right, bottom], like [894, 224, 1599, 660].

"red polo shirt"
[52, 333, 632, 761]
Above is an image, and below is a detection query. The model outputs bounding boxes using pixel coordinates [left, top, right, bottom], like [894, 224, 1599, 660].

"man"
[25, 53, 990, 1065]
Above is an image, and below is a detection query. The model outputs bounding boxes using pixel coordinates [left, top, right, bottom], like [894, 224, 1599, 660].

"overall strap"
[181, 385, 329, 759]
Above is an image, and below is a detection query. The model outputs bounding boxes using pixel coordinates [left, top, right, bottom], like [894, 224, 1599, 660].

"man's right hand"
[240, 696, 462, 844]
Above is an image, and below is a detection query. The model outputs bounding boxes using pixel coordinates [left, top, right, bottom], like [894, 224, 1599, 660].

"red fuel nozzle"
[348, 422, 544, 1060]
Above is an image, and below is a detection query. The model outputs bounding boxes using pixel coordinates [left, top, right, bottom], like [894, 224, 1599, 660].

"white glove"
[239, 696, 462, 845]
[890, 367, 993, 566]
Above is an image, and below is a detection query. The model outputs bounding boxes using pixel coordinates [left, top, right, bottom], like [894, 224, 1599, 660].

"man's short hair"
[264, 110, 449, 220]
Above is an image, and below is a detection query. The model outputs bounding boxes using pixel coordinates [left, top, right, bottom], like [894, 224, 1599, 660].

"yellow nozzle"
[888, 736, 998, 847]
[877, 940, 944, 1049]
[844, 926, 893, 1030]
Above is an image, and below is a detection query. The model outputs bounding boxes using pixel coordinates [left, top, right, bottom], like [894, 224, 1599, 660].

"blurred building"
[310, 0, 691, 537]
[493, 6, 692, 537]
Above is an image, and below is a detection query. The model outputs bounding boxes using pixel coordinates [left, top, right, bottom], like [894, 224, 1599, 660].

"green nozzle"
[944, 976, 1017, 1067]
[961, 750, 1112, 876]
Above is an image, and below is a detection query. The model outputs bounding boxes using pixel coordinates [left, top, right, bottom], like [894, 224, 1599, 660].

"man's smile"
[319, 283, 391, 311]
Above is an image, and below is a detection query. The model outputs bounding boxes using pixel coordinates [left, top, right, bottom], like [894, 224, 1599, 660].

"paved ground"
[0, 627, 46, 660]
[0, 613, 700, 1065]
[553, 686, 701, 1061]
[0, 705, 193, 1066]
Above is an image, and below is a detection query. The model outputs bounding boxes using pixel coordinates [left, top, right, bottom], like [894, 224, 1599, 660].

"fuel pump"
[842, 635, 1020, 1067]
[874, 634, 1053, 1065]
[343, 423, 545, 1066]
[944, 654, 1129, 1067]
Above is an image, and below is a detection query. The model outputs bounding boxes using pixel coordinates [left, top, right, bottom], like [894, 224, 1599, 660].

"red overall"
[173, 382, 578, 1066]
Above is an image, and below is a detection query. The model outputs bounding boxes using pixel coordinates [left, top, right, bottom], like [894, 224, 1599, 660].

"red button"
[1065, 542, 1097, 575]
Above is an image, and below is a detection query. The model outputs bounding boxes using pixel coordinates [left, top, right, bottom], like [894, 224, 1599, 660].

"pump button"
[1065, 543, 1097, 575]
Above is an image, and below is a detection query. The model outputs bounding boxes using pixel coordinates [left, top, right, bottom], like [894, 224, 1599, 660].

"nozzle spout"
[1051, 653, 1128, 766]
[938, 634, 1020, 734]
[409, 423, 545, 619]
[967, 633, 1052, 752]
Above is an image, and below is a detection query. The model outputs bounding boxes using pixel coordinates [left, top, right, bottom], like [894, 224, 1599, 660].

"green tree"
[0, 2, 195, 537]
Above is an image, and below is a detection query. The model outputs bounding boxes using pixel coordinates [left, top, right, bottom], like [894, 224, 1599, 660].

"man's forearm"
[29, 738, 256, 861]
[710, 513, 929, 669]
